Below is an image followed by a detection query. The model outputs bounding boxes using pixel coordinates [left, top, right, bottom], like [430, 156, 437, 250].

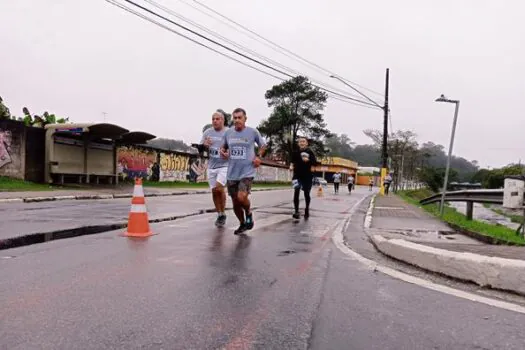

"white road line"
[364, 194, 375, 229]
[332, 195, 525, 315]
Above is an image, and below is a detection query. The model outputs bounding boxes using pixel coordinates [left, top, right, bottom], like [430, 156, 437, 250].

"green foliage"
[418, 166, 459, 192]
[471, 164, 524, 189]
[258, 76, 331, 164]
[399, 191, 525, 245]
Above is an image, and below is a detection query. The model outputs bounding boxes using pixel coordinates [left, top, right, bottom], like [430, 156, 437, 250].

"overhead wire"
[142, 0, 366, 101]
[109, 0, 380, 108]
[184, 0, 385, 98]
[105, 0, 285, 81]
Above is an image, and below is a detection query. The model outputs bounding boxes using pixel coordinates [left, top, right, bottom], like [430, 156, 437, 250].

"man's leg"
[228, 181, 247, 235]
[236, 178, 254, 229]
[293, 187, 301, 219]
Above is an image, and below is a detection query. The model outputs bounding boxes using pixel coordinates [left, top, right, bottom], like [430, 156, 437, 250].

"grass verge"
[0, 176, 54, 192]
[398, 189, 525, 245]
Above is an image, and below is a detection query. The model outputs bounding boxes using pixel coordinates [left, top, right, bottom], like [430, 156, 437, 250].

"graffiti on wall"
[159, 153, 191, 182]
[188, 157, 208, 183]
[117, 146, 158, 180]
[0, 130, 13, 169]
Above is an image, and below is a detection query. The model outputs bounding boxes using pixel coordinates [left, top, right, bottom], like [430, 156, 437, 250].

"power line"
[185, 0, 385, 97]
[142, 0, 365, 101]
[111, 0, 379, 108]
[106, 0, 285, 81]
[105, 1, 375, 107]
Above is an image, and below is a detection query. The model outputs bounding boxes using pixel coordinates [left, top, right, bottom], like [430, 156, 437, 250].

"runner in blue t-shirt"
[200, 110, 229, 227]
[220, 107, 266, 235]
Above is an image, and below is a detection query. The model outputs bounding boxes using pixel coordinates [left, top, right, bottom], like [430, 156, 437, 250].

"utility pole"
[380, 68, 390, 195]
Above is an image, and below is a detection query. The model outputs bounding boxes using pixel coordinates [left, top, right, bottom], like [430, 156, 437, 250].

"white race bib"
[209, 147, 220, 158]
[230, 146, 247, 160]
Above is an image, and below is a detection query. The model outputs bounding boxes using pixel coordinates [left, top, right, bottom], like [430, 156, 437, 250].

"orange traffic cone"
[317, 184, 323, 197]
[123, 178, 153, 238]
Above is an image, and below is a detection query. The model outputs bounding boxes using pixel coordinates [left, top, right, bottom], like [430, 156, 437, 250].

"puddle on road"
[277, 250, 296, 256]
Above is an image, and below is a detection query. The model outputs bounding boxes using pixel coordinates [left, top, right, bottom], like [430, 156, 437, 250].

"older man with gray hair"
[200, 109, 229, 227]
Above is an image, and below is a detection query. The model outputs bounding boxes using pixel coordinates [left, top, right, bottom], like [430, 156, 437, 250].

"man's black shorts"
[227, 177, 253, 196]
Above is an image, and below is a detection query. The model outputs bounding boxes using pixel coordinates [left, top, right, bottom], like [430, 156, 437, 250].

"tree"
[419, 166, 459, 192]
[324, 134, 354, 159]
[258, 76, 332, 164]
[363, 129, 418, 191]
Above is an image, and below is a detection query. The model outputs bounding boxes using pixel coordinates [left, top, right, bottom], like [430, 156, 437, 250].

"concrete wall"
[0, 120, 26, 179]
[0, 120, 45, 182]
[116, 145, 291, 183]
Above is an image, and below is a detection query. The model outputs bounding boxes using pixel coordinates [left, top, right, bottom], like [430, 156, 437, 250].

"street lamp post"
[435, 94, 461, 217]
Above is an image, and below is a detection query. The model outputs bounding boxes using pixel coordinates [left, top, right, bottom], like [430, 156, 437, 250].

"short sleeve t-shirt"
[333, 173, 342, 183]
[201, 127, 229, 169]
[222, 126, 266, 180]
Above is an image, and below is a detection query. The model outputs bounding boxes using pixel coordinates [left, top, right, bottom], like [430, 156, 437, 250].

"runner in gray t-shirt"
[220, 107, 266, 235]
[199, 110, 229, 227]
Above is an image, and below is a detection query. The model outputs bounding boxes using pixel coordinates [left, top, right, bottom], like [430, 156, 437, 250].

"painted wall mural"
[117, 146, 158, 180]
[0, 130, 13, 169]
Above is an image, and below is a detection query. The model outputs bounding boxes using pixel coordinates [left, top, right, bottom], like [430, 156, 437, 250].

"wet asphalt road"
[2, 187, 525, 349]
[0, 190, 291, 241]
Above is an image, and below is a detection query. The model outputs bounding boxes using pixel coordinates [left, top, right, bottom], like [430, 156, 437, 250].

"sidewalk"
[367, 194, 525, 295]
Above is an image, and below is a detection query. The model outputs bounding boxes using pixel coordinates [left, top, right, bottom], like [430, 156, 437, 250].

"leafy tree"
[419, 166, 459, 192]
[258, 76, 332, 164]
[324, 134, 354, 159]
[147, 138, 196, 153]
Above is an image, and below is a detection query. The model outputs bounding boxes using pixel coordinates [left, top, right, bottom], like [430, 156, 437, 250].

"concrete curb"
[364, 194, 376, 229]
[0, 187, 287, 204]
[370, 234, 525, 295]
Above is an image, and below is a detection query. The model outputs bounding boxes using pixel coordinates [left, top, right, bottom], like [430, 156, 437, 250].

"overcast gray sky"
[1, 0, 523, 167]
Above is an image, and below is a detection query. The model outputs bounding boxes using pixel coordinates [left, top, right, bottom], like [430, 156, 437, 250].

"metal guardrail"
[419, 189, 504, 206]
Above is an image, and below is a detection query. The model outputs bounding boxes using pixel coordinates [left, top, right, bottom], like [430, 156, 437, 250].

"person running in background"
[200, 110, 229, 227]
[348, 173, 355, 193]
[384, 173, 393, 195]
[290, 137, 317, 220]
[333, 172, 342, 194]
[220, 107, 266, 235]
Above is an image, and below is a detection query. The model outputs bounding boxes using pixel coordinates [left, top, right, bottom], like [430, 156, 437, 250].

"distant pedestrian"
[369, 177, 373, 191]
[333, 172, 341, 194]
[347, 174, 355, 193]
[384, 173, 393, 195]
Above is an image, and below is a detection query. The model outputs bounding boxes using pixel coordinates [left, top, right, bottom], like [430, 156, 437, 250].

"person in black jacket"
[289, 137, 318, 220]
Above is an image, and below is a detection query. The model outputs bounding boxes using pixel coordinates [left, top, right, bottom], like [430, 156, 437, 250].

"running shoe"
[234, 223, 248, 235]
[245, 213, 254, 230]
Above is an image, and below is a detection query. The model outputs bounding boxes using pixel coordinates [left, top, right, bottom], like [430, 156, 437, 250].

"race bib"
[209, 147, 220, 158]
[230, 146, 247, 160]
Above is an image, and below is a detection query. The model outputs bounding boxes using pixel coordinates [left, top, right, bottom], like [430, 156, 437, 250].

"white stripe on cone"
[130, 204, 148, 213]
[133, 185, 145, 198]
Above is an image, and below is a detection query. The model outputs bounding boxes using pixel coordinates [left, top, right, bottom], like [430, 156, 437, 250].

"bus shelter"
[44, 123, 155, 184]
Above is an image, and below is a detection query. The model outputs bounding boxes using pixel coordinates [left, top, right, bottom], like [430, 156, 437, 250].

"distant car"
[313, 177, 328, 186]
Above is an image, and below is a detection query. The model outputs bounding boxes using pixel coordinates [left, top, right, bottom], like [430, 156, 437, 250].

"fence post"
[466, 201, 474, 220]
